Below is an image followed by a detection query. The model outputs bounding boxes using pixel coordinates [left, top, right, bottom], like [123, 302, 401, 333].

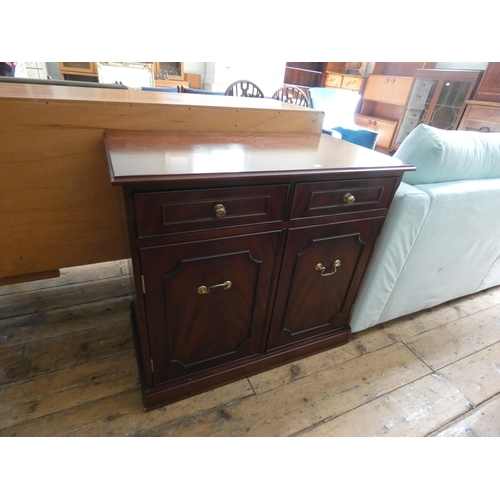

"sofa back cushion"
[395, 124, 500, 185]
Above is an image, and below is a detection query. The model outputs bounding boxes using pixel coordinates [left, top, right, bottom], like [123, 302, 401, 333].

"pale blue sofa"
[350, 124, 500, 332]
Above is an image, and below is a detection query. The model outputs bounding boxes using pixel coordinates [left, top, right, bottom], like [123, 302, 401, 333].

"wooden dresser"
[105, 130, 413, 410]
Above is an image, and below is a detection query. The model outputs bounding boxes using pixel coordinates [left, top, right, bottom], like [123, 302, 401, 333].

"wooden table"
[0, 82, 323, 284]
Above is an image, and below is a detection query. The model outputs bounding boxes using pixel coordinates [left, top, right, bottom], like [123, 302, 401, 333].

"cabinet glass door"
[428, 78, 472, 129]
[395, 78, 438, 144]
[396, 71, 478, 145]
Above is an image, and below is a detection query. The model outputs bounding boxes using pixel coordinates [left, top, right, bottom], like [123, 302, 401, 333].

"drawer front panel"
[324, 73, 343, 88]
[291, 177, 399, 220]
[134, 184, 288, 237]
[459, 105, 500, 132]
[342, 76, 363, 91]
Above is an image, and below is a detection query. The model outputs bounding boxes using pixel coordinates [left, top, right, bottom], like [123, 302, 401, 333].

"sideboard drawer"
[134, 184, 289, 237]
[290, 177, 399, 220]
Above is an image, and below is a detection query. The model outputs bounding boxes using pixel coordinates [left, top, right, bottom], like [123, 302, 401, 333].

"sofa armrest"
[396, 124, 500, 185]
[349, 182, 431, 332]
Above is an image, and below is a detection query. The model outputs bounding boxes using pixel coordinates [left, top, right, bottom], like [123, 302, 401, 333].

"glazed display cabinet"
[394, 69, 483, 146]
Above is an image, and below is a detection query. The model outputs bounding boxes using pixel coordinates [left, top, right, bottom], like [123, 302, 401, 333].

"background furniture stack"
[394, 68, 483, 146]
[354, 63, 434, 152]
[355, 63, 484, 154]
[322, 62, 366, 92]
[59, 62, 194, 88]
[284, 62, 366, 93]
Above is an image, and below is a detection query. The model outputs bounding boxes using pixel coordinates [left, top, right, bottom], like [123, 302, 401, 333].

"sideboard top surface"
[105, 130, 414, 184]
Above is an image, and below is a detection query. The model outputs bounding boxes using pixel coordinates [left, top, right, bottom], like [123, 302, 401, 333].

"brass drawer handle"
[344, 193, 355, 204]
[197, 281, 232, 295]
[214, 204, 226, 218]
[315, 260, 341, 277]
[479, 127, 490, 133]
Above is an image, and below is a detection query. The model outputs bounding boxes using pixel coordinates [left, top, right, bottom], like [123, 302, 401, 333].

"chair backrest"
[308, 87, 361, 130]
[272, 86, 311, 107]
[141, 86, 179, 93]
[225, 80, 265, 98]
[180, 86, 225, 95]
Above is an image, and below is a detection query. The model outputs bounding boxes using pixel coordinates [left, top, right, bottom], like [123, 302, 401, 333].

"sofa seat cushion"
[395, 124, 500, 185]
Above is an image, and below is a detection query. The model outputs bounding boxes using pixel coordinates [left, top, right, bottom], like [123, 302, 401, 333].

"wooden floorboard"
[1, 260, 500, 437]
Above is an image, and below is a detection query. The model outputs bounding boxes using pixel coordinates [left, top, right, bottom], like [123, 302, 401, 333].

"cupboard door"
[363, 75, 413, 105]
[354, 114, 398, 149]
[267, 218, 384, 350]
[141, 231, 280, 385]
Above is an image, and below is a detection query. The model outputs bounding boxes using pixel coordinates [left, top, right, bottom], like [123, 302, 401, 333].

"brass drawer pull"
[344, 193, 355, 204]
[197, 281, 232, 295]
[315, 260, 341, 277]
[479, 127, 490, 133]
[214, 204, 226, 218]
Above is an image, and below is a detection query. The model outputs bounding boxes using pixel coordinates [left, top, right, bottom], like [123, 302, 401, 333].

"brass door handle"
[197, 281, 232, 295]
[315, 260, 341, 277]
[214, 204, 226, 218]
[344, 193, 355, 204]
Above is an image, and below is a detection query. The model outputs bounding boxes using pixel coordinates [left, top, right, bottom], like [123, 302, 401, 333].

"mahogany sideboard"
[0, 82, 322, 285]
[105, 130, 414, 410]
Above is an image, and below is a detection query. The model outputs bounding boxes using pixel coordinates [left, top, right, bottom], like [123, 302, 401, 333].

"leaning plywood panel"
[0, 84, 324, 283]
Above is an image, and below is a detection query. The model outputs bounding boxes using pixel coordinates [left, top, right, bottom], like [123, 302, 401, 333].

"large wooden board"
[0, 83, 324, 283]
